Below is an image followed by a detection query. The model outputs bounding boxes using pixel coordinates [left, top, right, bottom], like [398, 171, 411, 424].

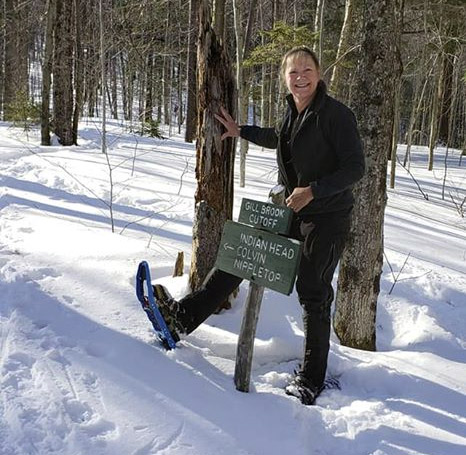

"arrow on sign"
[223, 243, 235, 251]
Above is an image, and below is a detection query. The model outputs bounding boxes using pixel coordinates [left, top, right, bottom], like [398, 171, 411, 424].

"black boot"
[152, 284, 187, 340]
[285, 373, 323, 405]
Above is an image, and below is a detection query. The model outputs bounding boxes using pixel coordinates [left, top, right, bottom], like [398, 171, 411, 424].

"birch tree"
[329, 0, 361, 102]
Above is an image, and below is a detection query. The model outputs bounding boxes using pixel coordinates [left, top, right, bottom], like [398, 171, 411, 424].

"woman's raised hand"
[214, 107, 240, 141]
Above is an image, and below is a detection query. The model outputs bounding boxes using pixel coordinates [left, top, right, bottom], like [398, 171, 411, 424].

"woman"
[152, 46, 365, 405]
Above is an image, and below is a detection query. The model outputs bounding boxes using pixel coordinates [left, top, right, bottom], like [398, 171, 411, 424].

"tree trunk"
[177, 59, 183, 134]
[389, 0, 404, 188]
[3, 0, 28, 121]
[330, 0, 360, 101]
[438, 53, 454, 145]
[389, 79, 401, 188]
[334, 0, 402, 351]
[403, 54, 435, 167]
[162, 7, 171, 125]
[212, 0, 225, 39]
[428, 52, 444, 171]
[99, 0, 107, 156]
[189, 0, 236, 291]
[232, 0, 246, 187]
[41, 0, 56, 145]
[72, 0, 84, 145]
[185, 0, 199, 142]
[85, 48, 98, 117]
[313, 0, 325, 64]
[127, 56, 135, 122]
[145, 52, 154, 122]
[267, 64, 277, 127]
[109, 56, 118, 120]
[120, 54, 129, 120]
[234, 0, 257, 188]
[53, 0, 74, 145]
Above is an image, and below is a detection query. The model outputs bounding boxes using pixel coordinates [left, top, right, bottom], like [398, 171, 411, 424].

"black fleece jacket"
[240, 81, 365, 219]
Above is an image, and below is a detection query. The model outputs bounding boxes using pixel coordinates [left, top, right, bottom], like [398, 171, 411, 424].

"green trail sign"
[215, 220, 302, 295]
[238, 198, 293, 235]
[217, 198, 302, 392]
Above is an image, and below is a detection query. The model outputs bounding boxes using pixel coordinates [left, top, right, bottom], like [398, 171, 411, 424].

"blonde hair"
[280, 46, 321, 82]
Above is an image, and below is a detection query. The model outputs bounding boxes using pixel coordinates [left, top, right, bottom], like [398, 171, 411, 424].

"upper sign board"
[237, 198, 293, 235]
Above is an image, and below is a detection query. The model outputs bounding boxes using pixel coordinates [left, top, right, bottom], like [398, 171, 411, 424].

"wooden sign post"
[215, 199, 302, 392]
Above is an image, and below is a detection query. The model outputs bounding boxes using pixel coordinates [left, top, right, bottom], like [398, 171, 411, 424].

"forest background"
[1, 0, 465, 153]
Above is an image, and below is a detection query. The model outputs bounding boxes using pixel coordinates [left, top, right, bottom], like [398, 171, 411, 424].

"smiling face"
[284, 54, 321, 111]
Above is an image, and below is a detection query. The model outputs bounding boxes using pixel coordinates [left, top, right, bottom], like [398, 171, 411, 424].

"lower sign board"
[215, 220, 302, 295]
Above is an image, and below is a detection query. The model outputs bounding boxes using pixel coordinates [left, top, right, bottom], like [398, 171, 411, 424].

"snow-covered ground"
[0, 120, 465, 455]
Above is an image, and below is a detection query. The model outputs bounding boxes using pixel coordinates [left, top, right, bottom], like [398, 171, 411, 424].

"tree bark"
[403, 54, 435, 167]
[389, 0, 404, 188]
[212, 0, 225, 39]
[438, 53, 454, 145]
[99, 0, 107, 156]
[162, 7, 171, 126]
[3, 0, 28, 121]
[389, 80, 401, 188]
[267, 64, 277, 127]
[313, 0, 325, 64]
[189, 0, 236, 291]
[428, 52, 444, 171]
[53, 0, 74, 145]
[233, 0, 246, 187]
[109, 56, 118, 120]
[72, 0, 84, 144]
[334, 0, 402, 351]
[41, 0, 56, 145]
[145, 52, 154, 122]
[234, 0, 257, 187]
[330, 0, 360, 101]
[185, 0, 199, 143]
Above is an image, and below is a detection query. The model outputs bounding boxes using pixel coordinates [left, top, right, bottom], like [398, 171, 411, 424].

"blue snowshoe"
[135, 261, 178, 350]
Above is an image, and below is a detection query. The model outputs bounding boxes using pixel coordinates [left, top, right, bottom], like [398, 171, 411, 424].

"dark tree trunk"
[334, 0, 403, 351]
[185, 0, 199, 143]
[41, 0, 56, 145]
[72, 0, 84, 145]
[189, 0, 236, 291]
[109, 56, 118, 120]
[85, 47, 98, 118]
[120, 53, 130, 121]
[53, 0, 74, 145]
[145, 52, 154, 122]
[438, 53, 454, 145]
[3, 0, 28, 120]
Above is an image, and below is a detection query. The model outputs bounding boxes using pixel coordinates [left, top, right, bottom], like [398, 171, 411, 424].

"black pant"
[178, 269, 242, 334]
[177, 210, 351, 389]
[295, 213, 350, 389]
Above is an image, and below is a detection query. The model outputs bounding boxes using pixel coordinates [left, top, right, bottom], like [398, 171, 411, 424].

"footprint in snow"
[63, 398, 117, 439]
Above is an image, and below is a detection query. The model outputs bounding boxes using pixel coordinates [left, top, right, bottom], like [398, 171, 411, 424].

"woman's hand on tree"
[214, 107, 240, 141]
